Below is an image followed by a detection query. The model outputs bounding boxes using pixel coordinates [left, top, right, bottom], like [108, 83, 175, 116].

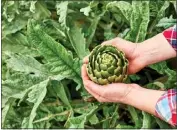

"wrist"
[121, 84, 143, 104]
[136, 33, 176, 67]
[124, 85, 165, 115]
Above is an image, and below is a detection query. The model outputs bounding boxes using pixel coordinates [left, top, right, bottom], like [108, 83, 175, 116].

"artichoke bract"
[86, 45, 128, 85]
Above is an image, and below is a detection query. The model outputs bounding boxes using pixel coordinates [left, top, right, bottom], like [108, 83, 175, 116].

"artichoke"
[86, 45, 128, 85]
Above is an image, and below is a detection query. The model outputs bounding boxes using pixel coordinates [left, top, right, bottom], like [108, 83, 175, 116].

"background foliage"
[2, 0, 177, 129]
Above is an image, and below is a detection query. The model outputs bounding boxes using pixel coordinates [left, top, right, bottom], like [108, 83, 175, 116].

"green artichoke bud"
[86, 45, 128, 85]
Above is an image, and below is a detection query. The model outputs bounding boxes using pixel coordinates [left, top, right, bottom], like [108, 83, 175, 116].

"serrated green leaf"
[67, 105, 99, 128]
[32, 1, 51, 20]
[2, 98, 15, 128]
[89, 114, 99, 125]
[102, 104, 119, 128]
[80, 6, 91, 16]
[68, 114, 86, 128]
[2, 1, 50, 38]
[107, 1, 132, 24]
[127, 106, 141, 128]
[109, 105, 119, 128]
[170, 1, 176, 11]
[104, 28, 116, 40]
[2, 1, 176, 129]
[152, 81, 165, 89]
[149, 61, 168, 75]
[86, 15, 102, 48]
[33, 121, 51, 129]
[22, 79, 49, 128]
[27, 20, 82, 86]
[33, 105, 68, 126]
[29, 1, 37, 13]
[56, 1, 68, 28]
[148, 1, 170, 34]
[2, 55, 8, 80]
[5, 52, 48, 76]
[67, 25, 88, 59]
[125, 1, 150, 42]
[2, 1, 19, 22]
[2, 100, 26, 128]
[156, 16, 176, 29]
[51, 80, 71, 108]
[2, 16, 27, 38]
[40, 19, 66, 40]
[74, 104, 96, 114]
[118, 28, 130, 38]
[141, 112, 152, 128]
[155, 1, 170, 21]
[149, 61, 176, 89]
[164, 69, 177, 89]
[2, 70, 46, 107]
[2, 32, 39, 57]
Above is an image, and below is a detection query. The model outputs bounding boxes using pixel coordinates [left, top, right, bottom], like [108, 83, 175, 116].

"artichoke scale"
[88, 73, 98, 83]
[115, 75, 124, 82]
[108, 75, 116, 82]
[93, 70, 102, 78]
[98, 78, 109, 85]
[100, 70, 109, 78]
[87, 45, 129, 85]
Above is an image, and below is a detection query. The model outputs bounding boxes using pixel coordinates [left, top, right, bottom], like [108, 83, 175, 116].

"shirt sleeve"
[155, 89, 177, 127]
[162, 25, 177, 51]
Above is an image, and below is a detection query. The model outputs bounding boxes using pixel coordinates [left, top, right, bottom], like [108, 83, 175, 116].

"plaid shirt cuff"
[155, 89, 177, 127]
[163, 25, 177, 51]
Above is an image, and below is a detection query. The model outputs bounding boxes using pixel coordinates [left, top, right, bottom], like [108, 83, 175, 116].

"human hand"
[81, 35, 169, 118]
[81, 64, 165, 116]
[83, 37, 144, 74]
[81, 64, 141, 103]
[83, 34, 176, 75]
[81, 37, 143, 103]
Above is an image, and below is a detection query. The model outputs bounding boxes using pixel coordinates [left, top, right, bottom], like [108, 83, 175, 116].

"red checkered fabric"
[163, 25, 177, 51]
[155, 89, 177, 127]
[155, 25, 177, 127]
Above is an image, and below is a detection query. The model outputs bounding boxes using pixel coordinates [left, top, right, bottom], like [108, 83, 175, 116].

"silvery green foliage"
[2, 1, 176, 129]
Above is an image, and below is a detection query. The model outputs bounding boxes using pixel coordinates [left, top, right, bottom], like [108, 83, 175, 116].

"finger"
[84, 83, 108, 102]
[102, 38, 116, 46]
[102, 38, 137, 59]
[83, 56, 89, 64]
[101, 38, 127, 53]
[101, 37, 127, 46]
[81, 64, 89, 80]
[84, 80, 107, 98]
[127, 59, 144, 74]
[81, 64, 110, 102]
[102, 37, 129, 46]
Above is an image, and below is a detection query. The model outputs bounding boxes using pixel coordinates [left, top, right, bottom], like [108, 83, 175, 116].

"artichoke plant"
[86, 45, 129, 85]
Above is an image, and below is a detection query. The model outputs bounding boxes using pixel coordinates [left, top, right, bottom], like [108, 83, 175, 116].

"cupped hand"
[81, 37, 145, 103]
[81, 64, 140, 103]
[83, 37, 145, 74]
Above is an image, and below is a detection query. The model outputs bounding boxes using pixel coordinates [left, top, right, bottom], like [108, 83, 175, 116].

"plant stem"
[33, 110, 70, 124]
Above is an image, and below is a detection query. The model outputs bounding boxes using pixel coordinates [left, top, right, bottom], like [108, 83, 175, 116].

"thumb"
[83, 55, 89, 64]
[102, 38, 138, 59]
